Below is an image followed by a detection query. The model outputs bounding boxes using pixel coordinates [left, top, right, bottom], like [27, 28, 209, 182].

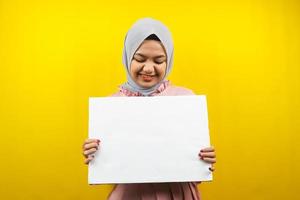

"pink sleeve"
[110, 91, 124, 97]
[162, 85, 195, 96]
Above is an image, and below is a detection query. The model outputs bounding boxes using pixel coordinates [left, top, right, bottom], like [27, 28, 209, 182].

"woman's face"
[130, 40, 167, 88]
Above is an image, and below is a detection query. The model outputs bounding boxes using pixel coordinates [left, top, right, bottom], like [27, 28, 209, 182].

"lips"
[139, 74, 156, 82]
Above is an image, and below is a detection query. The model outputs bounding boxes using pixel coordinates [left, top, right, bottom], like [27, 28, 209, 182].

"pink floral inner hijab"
[121, 18, 174, 96]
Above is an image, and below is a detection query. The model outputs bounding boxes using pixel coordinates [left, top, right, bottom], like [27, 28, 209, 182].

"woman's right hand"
[82, 138, 100, 164]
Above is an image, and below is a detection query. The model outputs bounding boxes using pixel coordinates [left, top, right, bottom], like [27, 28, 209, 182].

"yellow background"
[0, 0, 299, 199]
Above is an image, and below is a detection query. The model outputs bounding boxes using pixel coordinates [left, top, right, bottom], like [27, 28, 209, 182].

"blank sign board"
[88, 95, 212, 184]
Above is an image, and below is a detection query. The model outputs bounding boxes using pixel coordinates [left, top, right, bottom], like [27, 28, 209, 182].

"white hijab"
[121, 18, 174, 96]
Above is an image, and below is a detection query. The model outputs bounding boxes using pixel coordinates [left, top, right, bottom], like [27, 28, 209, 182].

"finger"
[84, 155, 94, 165]
[83, 138, 100, 146]
[82, 139, 100, 149]
[200, 157, 216, 164]
[85, 138, 100, 143]
[209, 165, 215, 172]
[200, 146, 215, 152]
[199, 152, 216, 158]
[83, 142, 99, 150]
[83, 148, 98, 157]
[82, 148, 98, 158]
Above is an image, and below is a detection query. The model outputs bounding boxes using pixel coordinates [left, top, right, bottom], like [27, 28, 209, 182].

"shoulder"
[163, 85, 195, 96]
[110, 91, 125, 97]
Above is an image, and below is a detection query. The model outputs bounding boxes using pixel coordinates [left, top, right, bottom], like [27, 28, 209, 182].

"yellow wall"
[1, 0, 299, 199]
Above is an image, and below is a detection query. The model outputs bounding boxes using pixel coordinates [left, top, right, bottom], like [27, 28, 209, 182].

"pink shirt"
[108, 81, 201, 200]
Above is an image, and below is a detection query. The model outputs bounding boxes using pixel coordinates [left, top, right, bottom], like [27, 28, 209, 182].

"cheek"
[129, 62, 139, 77]
[157, 64, 167, 77]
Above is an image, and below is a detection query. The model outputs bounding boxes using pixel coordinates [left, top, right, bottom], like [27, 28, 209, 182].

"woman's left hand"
[199, 147, 216, 172]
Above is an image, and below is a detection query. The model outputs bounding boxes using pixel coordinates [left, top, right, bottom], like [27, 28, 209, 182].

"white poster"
[88, 95, 212, 184]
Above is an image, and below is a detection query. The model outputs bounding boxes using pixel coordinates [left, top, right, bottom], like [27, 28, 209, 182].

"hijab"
[121, 18, 174, 96]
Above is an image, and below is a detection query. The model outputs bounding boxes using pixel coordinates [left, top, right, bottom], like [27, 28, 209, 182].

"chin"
[140, 83, 156, 88]
[137, 81, 158, 88]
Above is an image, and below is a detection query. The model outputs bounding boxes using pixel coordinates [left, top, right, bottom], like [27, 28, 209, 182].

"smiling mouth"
[138, 74, 157, 81]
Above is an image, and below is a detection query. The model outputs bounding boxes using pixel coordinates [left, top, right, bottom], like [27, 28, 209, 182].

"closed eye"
[133, 57, 146, 62]
[155, 61, 165, 64]
[133, 54, 146, 62]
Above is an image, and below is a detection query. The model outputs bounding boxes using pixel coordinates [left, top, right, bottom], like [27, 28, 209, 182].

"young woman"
[82, 18, 216, 200]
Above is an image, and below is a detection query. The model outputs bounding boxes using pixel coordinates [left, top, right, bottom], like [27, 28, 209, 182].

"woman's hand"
[82, 138, 100, 164]
[199, 146, 216, 172]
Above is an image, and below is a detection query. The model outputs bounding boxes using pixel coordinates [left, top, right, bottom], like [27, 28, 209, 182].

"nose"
[142, 62, 155, 74]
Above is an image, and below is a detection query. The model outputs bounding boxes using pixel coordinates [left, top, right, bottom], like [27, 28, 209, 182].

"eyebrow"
[134, 53, 166, 58]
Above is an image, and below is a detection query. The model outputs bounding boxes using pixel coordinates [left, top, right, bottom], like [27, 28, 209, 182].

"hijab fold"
[121, 18, 174, 96]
